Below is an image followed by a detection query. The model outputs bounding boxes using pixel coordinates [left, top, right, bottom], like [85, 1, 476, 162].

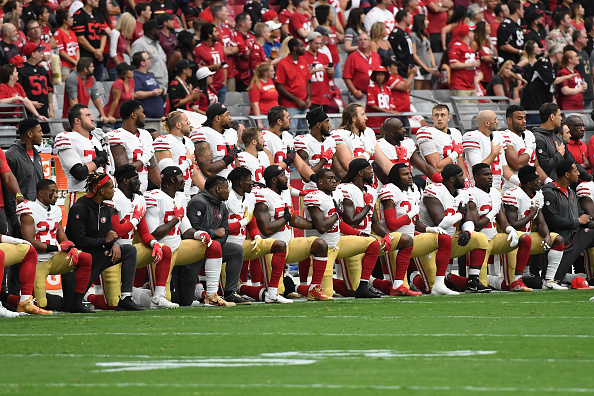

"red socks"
[268, 252, 286, 288]
[298, 258, 311, 284]
[372, 278, 392, 295]
[19, 246, 37, 296]
[413, 274, 429, 293]
[468, 248, 487, 269]
[249, 258, 263, 284]
[360, 241, 380, 282]
[87, 294, 115, 310]
[238, 284, 265, 301]
[393, 245, 413, 281]
[436, 234, 453, 276]
[134, 267, 147, 288]
[515, 234, 532, 274]
[310, 256, 327, 286]
[73, 252, 93, 294]
[332, 278, 349, 297]
[448, 274, 468, 290]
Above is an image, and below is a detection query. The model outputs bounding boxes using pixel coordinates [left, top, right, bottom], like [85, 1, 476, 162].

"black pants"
[555, 227, 594, 282]
[61, 244, 137, 311]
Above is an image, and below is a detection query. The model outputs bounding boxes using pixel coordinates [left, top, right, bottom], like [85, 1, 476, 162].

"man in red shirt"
[249, 22, 269, 74]
[343, 33, 382, 106]
[448, 25, 480, 100]
[132, 2, 152, 43]
[566, 115, 590, 172]
[212, 3, 238, 91]
[194, 23, 228, 103]
[275, 37, 311, 134]
[289, 0, 317, 44]
[302, 31, 333, 112]
[233, 12, 255, 91]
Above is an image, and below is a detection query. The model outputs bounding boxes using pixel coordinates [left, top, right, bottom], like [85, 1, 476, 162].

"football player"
[18, 179, 93, 312]
[416, 164, 490, 293]
[98, 165, 178, 309]
[417, 104, 467, 176]
[254, 165, 330, 301]
[464, 163, 533, 292]
[144, 166, 233, 306]
[337, 159, 417, 296]
[504, 165, 565, 289]
[227, 167, 291, 303]
[154, 111, 202, 198]
[380, 163, 458, 295]
[55, 104, 109, 212]
[107, 100, 160, 193]
[237, 127, 272, 184]
[462, 110, 517, 189]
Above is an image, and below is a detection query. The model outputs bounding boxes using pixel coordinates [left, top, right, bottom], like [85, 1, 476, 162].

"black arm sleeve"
[70, 163, 90, 181]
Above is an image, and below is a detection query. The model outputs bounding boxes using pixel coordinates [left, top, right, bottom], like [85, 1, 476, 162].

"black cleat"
[355, 282, 381, 298]
[223, 292, 252, 305]
[465, 276, 491, 293]
[116, 296, 145, 311]
[69, 302, 95, 313]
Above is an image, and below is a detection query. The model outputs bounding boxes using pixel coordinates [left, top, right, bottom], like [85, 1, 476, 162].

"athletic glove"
[363, 193, 374, 207]
[92, 148, 109, 168]
[283, 147, 297, 166]
[457, 230, 471, 247]
[380, 234, 393, 253]
[194, 230, 212, 247]
[457, 202, 468, 217]
[173, 206, 185, 221]
[282, 206, 292, 223]
[320, 147, 333, 161]
[299, 189, 317, 197]
[506, 226, 519, 248]
[333, 199, 342, 217]
[222, 144, 241, 165]
[407, 203, 420, 220]
[131, 205, 146, 227]
[152, 242, 163, 264]
[67, 248, 79, 266]
[426, 226, 448, 234]
[251, 235, 262, 254]
[58, 240, 75, 252]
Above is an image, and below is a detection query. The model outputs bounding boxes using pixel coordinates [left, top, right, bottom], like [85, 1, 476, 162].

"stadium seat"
[226, 92, 245, 107]
[433, 90, 452, 102]
[228, 105, 249, 117]
[334, 78, 349, 97]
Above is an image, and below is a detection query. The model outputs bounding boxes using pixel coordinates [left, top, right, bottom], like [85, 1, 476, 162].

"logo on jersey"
[196, 211, 201, 216]
[101, 217, 106, 223]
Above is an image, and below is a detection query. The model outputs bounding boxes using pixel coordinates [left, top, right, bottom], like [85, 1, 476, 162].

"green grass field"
[2, 290, 594, 395]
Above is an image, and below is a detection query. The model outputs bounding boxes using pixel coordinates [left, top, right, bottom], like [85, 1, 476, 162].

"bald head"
[476, 110, 499, 133]
[380, 117, 405, 143]
[1, 23, 16, 39]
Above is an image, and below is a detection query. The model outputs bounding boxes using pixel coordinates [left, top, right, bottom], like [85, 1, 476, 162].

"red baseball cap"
[454, 24, 476, 37]
[21, 41, 42, 57]
[571, 276, 591, 289]
[262, 10, 278, 22]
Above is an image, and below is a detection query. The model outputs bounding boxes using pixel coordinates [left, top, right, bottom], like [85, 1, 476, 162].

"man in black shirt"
[497, 0, 524, 63]
[388, 9, 413, 78]
[524, 10, 545, 50]
[0, 23, 19, 66]
[72, 0, 107, 81]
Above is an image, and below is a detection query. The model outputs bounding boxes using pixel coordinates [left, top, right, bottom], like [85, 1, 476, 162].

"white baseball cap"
[196, 67, 215, 80]
[265, 21, 282, 31]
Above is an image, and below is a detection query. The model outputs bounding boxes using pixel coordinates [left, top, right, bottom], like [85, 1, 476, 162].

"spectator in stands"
[275, 37, 311, 134]
[167, 31, 197, 82]
[72, 0, 107, 82]
[106, 12, 135, 81]
[411, 13, 437, 90]
[449, 25, 480, 100]
[197, 0, 221, 23]
[557, 49, 588, 111]
[0, 23, 20, 66]
[278, 0, 296, 36]
[343, 33, 382, 105]
[194, 23, 227, 103]
[3, 12, 26, 50]
[497, 0, 525, 63]
[0, 64, 47, 120]
[486, 60, 524, 102]
[440, 6, 467, 51]
[524, 11, 546, 51]
[244, 0, 264, 24]
[546, 10, 572, 52]
[130, 19, 168, 92]
[150, 0, 185, 30]
[489, 3, 509, 48]
[157, 13, 177, 59]
[62, 57, 108, 123]
[263, 20, 282, 60]
[315, 5, 342, 78]
[18, 43, 53, 130]
[571, 29, 594, 110]
[194, 66, 219, 114]
[569, 3, 585, 31]
[586, 17, 594, 56]
[565, 115, 589, 172]
[435, 49, 451, 89]
[233, 12, 255, 92]
[248, 63, 278, 129]
[37, 5, 57, 49]
[366, 66, 397, 131]
[250, 22, 270, 72]
[212, 4, 237, 92]
[303, 31, 333, 113]
[132, 51, 164, 118]
[343, 8, 364, 54]
[24, 19, 52, 64]
[388, 10, 414, 76]
[370, 22, 395, 63]
[426, 0, 452, 52]
[54, 10, 79, 81]
[483, 0, 497, 24]
[181, 0, 206, 28]
[289, 0, 317, 44]
[168, 59, 201, 112]
[467, 3, 484, 27]
[132, 2, 151, 43]
[475, 21, 496, 89]
[385, 59, 417, 117]
[364, 0, 394, 35]
[517, 40, 541, 72]
[104, 62, 135, 126]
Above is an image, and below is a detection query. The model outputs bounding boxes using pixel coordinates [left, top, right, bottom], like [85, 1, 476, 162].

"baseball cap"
[205, 103, 228, 121]
[174, 59, 192, 74]
[143, 18, 161, 32]
[306, 31, 322, 42]
[571, 276, 591, 289]
[21, 41, 42, 57]
[160, 166, 183, 182]
[156, 12, 173, 25]
[116, 62, 135, 75]
[196, 66, 215, 80]
[455, 24, 476, 37]
[314, 26, 332, 36]
[265, 20, 282, 31]
[372, 66, 388, 73]
[263, 165, 285, 183]
[262, 10, 278, 22]
[525, 10, 542, 25]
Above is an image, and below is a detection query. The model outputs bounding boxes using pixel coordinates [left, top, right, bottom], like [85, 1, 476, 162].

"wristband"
[130, 218, 140, 227]
[361, 152, 371, 161]
[15, 193, 23, 198]
[448, 150, 459, 163]
[150, 240, 157, 247]
[46, 244, 58, 252]
[222, 155, 234, 166]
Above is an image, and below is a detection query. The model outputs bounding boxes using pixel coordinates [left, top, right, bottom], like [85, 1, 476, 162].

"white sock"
[121, 292, 131, 299]
[154, 286, 166, 296]
[546, 249, 563, 280]
[469, 268, 480, 276]
[19, 295, 31, 303]
[513, 274, 521, 282]
[268, 287, 278, 296]
[487, 275, 504, 290]
[393, 280, 404, 288]
[205, 257, 223, 294]
[300, 281, 308, 285]
[368, 275, 376, 289]
[433, 275, 445, 288]
[383, 273, 391, 280]
[252, 282, 261, 287]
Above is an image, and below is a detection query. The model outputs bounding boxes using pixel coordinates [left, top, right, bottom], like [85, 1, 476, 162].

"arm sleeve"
[110, 214, 134, 237]
[66, 206, 108, 248]
[136, 218, 155, 246]
[383, 208, 411, 232]
[109, 29, 120, 58]
[228, 219, 241, 234]
[58, 148, 90, 181]
[339, 220, 360, 235]
[246, 217, 261, 238]
[464, 147, 485, 168]
[438, 212, 463, 229]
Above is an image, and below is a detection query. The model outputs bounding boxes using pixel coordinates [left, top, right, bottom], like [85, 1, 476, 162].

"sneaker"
[307, 285, 329, 301]
[151, 294, 179, 309]
[355, 282, 381, 298]
[543, 279, 568, 290]
[409, 271, 420, 292]
[430, 283, 460, 296]
[204, 292, 235, 307]
[509, 278, 533, 292]
[194, 283, 205, 301]
[116, 296, 145, 311]
[17, 296, 52, 315]
[265, 291, 293, 304]
[224, 292, 252, 305]
[465, 276, 491, 293]
[390, 284, 422, 296]
[285, 292, 303, 299]
[0, 301, 18, 318]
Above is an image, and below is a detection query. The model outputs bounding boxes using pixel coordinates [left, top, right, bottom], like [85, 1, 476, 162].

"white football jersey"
[419, 183, 467, 237]
[463, 130, 508, 189]
[104, 188, 147, 245]
[262, 129, 294, 165]
[237, 151, 270, 183]
[190, 126, 235, 178]
[378, 183, 420, 237]
[503, 186, 543, 232]
[377, 137, 416, 168]
[254, 187, 293, 243]
[303, 189, 343, 248]
[465, 186, 501, 240]
[54, 131, 106, 192]
[16, 200, 62, 262]
[501, 129, 537, 192]
[294, 134, 336, 189]
[144, 189, 191, 252]
[153, 134, 194, 198]
[331, 128, 376, 158]
[226, 189, 257, 245]
[107, 128, 153, 192]
[577, 181, 594, 200]
[416, 126, 463, 161]
[337, 183, 377, 235]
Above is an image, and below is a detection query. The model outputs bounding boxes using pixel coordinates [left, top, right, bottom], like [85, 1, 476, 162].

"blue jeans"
[286, 106, 308, 136]
[94, 61, 105, 82]
[217, 85, 227, 104]
[106, 67, 117, 81]
[334, 62, 342, 79]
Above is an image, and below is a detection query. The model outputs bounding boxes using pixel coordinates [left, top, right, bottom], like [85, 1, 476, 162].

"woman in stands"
[370, 22, 395, 64]
[167, 31, 198, 85]
[248, 63, 279, 129]
[103, 63, 134, 127]
[440, 5, 468, 50]
[486, 60, 524, 102]
[106, 13, 135, 81]
[556, 50, 588, 111]
[194, 66, 218, 115]
[517, 40, 541, 71]
[569, 3, 585, 31]
[169, 59, 201, 112]
[343, 8, 365, 54]
[0, 64, 48, 120]
[54, 9, 79, 81]
[411, 14, 436, 90]
[475, 21, 496, 90]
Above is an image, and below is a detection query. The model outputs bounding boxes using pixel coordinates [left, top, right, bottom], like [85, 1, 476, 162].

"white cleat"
[409, 271, 420, 292]
[264, 292, 293, 304]
[543, 279, 568, 290]
[590, 296, 594, 302]
[430, 283, 460, 296]
[0, 301, 18, 318]
[150, 294, 179, 309]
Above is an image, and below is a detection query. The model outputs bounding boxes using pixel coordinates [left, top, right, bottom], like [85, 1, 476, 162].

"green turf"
[2, 291, 594, 395]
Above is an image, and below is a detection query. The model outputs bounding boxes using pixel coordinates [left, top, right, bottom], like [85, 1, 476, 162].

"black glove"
[309, 173, 317, 183]
[222, 144, 241, 165]
[93, 148, 109, 168]
[457, 202, 468, 217]
[457, 230, 471, 247]
[283, 147, 297, 167]
[282, 207, 292, 223]
[253, 181, 266, 189]
[333, 199, 342, 217]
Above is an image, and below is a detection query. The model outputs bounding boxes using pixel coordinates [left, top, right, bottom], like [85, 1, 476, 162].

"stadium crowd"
[1, 0, 594, 315]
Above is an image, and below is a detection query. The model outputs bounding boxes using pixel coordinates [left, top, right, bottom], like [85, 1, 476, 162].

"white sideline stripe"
[3, 383, 594, 392]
